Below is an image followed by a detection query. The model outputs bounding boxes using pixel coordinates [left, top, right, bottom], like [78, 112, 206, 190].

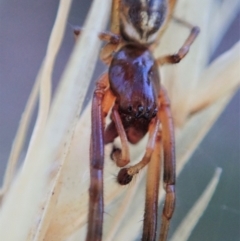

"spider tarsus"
[110, 146, 120, 160]
[117, 168, 133, 185]
[111, 147, 129, 167]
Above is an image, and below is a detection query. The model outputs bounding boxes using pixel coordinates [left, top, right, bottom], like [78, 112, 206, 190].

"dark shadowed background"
[0, 1, 239, 240]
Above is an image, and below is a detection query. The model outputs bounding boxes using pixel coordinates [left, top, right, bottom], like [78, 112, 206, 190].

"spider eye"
[127, 105, 133, 112]
[152, 108, 158, 118]
[138, 106, 144, 113]
[126, 116, 132, 122]
[148, 69, 153, 80]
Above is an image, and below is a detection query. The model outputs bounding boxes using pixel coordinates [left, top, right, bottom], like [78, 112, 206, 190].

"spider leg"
[156, 20, 200, 65]
[97, 24, 123, 65]
[108, 106, 131, 167]
[117, 118, 160, 185]
[72, 26, 122, 65]
[99, 0, 122, 65]
[72, 26, 121, 44]
[99, 34, 122, 65]
[99, 0, 122, 64]
[142, 130, 162, 241]
[110, 0, 121, 34]
[87, 73, 115, 241]
[71, 25, 82, 41]
[157, 86, 176, 241]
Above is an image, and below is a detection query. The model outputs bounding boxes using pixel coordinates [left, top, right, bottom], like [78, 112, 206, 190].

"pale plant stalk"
[0, 0, 239, 241]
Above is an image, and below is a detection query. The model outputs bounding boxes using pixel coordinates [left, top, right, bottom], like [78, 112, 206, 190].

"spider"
[75, 1, 199, 240]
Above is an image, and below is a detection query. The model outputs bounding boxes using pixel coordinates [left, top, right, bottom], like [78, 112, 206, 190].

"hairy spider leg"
[117, 118, 160, 184]
[158, 86, 176, 241]
[87, 73, 115, 241]
[142, 130, 162, 241]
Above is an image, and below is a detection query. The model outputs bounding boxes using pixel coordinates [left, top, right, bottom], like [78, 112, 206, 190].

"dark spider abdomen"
[109, 44, 160, 143]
